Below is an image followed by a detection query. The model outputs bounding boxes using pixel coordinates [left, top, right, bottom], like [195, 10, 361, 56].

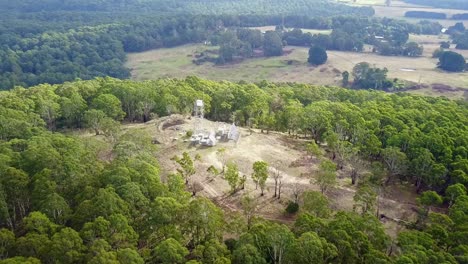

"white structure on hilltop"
[191, 99, 217, 147]
[194, 100, 204, 119]
[190, 99, 241, 147]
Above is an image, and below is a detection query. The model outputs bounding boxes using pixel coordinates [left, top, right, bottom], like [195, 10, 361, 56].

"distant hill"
[0, 0, 374, 16]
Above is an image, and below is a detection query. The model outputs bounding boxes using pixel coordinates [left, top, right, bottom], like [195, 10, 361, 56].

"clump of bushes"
[285, 201, 299, 214]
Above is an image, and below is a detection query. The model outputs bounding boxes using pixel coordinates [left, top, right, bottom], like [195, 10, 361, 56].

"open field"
[248, 26, 332, 35]
[374, 6, 468, 27]
[120, 114, 419, 236]
[126, 42, 468, 98]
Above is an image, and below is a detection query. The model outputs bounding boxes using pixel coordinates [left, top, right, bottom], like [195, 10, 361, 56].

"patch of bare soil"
[130, 115, 418, 236]
[162, 118, 185, 130]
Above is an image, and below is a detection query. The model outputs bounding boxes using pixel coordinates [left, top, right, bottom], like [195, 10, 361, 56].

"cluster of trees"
[279, 17, 441, 55]
[444, 22, 468, 50]
[404, 11, 447, 20]
[0, 77, 468, 262]
[283, 22, 430, 58]
[376, 41, 424, 57]
[453, 31, 468, 50]
[213, 29, 283, 64]
[345, 62, 393, 90]
[308, 46, 328, 65]
[437, 51, 467, 72]
[208, 15, 440, 66]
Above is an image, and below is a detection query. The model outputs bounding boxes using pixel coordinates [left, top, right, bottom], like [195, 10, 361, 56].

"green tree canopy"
[438, 51, 466, 72]
[308, 46, 328, 65]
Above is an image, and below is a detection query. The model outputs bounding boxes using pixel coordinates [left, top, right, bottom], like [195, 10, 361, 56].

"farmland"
[342, 0, 468, 27]
[126, 39, 468, 98]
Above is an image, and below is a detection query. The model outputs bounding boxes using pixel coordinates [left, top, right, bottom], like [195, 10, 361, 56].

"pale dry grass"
[126, 43, 468, 98]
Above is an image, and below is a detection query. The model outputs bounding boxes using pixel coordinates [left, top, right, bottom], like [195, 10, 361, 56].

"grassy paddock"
[125, 43, 468, 99]
[340, 0, 467, 27]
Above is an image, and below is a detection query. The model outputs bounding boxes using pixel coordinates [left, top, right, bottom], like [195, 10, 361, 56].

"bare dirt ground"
[126, 115, 419, 237]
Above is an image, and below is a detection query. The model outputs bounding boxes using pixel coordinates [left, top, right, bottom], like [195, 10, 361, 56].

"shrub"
[285, 201, 299, 214]
[308, 46, 328, 65]
[438, 51, 466, 72]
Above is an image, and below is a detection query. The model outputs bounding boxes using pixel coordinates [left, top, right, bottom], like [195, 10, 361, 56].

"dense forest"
[0, 10, 447, 90]
[0, 0, 369, 90]
[1, 0, 468, 263]
[0, 77, 467, 263]
[0, 0, 374, 16]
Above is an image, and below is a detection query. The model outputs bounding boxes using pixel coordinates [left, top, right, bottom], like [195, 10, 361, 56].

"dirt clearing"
[123, 115, 419, 237]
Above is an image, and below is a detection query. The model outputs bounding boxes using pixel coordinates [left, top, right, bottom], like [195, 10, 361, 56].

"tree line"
[0, 0, 375, 16]
[197, 16, 442, 66]
[405, 11, 447, 20]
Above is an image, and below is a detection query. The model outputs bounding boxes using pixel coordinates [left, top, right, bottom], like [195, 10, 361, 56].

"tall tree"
[232, 244, 266, 264]
[225, 163, 240, 194]
[153, 238, 188, 264]
[438, 51, 466, 72]
[263, 31, 283, 57]
[314, 160, 337, 194]
[308, 46, 328, 65]
[353, 184, 377, 215]
[83, 109, 108, 135]
[382, 147, 408, 184]
[172, 152, 196, 184]
[265, 223, 294, 264]
[49, 228, 85, 264]
[184, 198, 223, 246]
[271, 161, 284, 198]
[302, 191, 330, 218]
[241, 194, 258, 230]
[91, 94, 125, 121]
[252, 161, 269, 196]
[445, 184, 466, 207]
[287, 232, 329, 264]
